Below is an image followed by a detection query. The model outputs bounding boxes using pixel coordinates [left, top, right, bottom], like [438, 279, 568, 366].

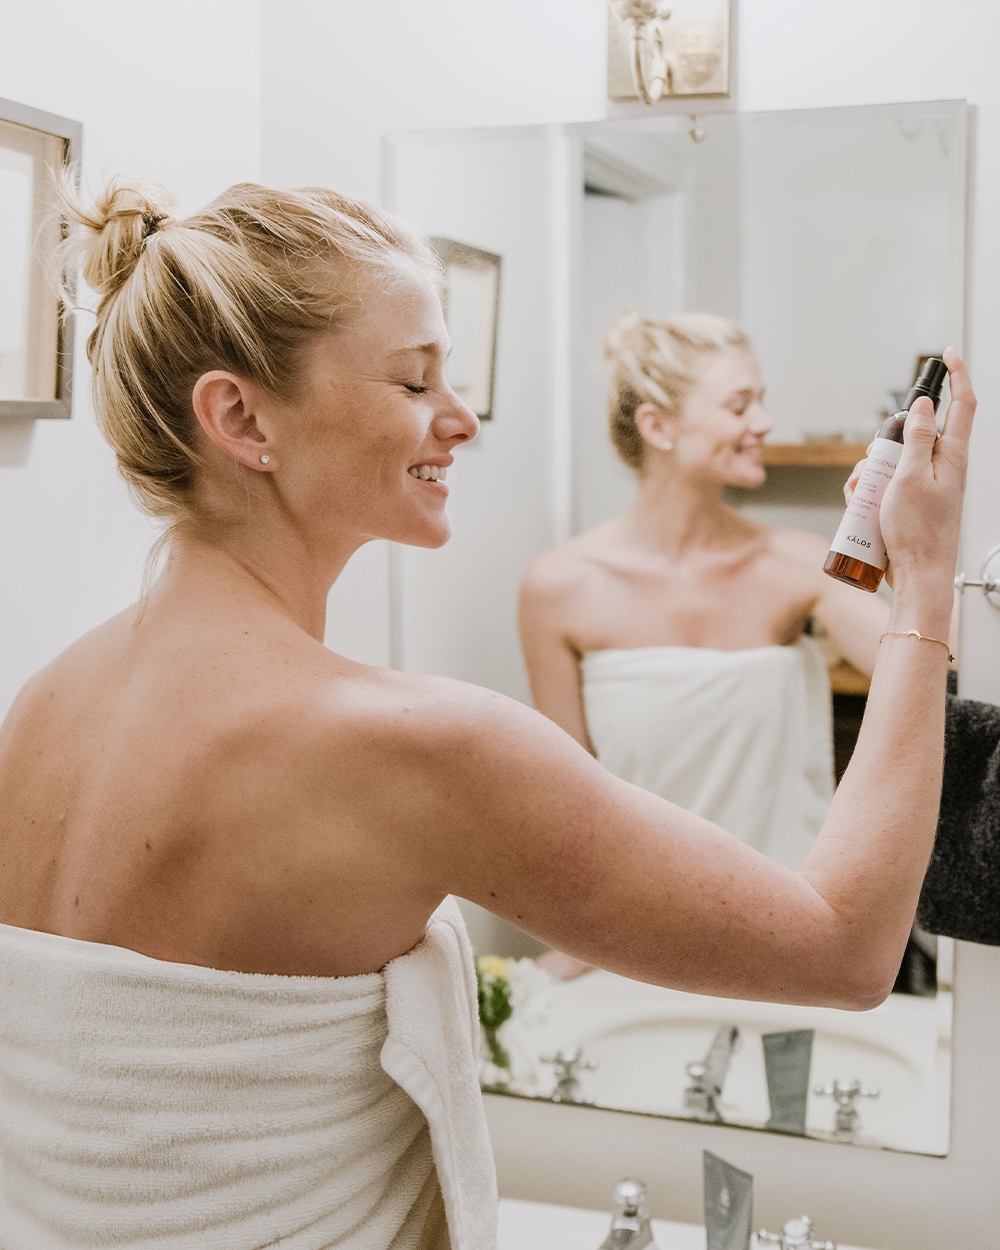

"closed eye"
[404, 383, 429, 395]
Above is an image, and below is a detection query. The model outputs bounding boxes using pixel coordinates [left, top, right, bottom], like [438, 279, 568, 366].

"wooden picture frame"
[0, 96, 82, 422]
[430, 237, 501, 422]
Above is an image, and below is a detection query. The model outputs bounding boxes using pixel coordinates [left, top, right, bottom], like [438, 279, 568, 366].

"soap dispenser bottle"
[598, 1179, 655, 1249]
[824, 356, 948, 591]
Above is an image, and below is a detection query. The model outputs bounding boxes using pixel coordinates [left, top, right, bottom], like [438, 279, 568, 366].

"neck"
[627, 464, 741, 559]
[149, 522, 363, 644]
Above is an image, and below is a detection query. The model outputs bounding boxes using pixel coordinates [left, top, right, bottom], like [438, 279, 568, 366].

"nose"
[747, 400, 772, 438]
[435, 383, 480, 446]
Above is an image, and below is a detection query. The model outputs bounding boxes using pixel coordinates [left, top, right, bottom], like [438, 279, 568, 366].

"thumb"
[903, 395, 938, 446]
[898, 395, 938, 470]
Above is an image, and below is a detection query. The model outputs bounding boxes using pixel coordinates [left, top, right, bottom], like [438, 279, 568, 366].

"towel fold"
[918, 695, 1000, 946]
[0, 897, 497, 1249]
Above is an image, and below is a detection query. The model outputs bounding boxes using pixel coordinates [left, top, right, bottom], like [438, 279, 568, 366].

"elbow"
[827, 963, 898, 1012]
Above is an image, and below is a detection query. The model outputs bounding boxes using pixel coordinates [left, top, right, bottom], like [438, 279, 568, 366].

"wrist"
[887, 578, 953, 638]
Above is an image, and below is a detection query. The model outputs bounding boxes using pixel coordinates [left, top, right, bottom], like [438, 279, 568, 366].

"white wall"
[0, 0, 261, 717]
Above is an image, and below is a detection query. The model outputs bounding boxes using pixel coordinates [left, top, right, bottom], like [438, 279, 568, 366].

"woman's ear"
[634, 401, 676, 453]
[191, 371, 276, 471]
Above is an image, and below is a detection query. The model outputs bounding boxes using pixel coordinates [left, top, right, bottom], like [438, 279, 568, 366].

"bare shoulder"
[765, 525, 831, 581]
[303, 659, 541, 768]
[519, 520, 627, 609]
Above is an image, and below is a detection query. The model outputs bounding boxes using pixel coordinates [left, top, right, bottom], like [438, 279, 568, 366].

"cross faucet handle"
[814, 1077, 879, 1104]
[758, 1215, 837, 1249]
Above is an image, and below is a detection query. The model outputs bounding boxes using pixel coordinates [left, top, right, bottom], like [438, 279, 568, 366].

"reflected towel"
[582, 637, 835, 869]
[918, 695, 1000, 946]
[0, 897, 497, 1250]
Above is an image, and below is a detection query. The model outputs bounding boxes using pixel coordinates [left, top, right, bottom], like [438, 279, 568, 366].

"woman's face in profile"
[671, 346, 771, 489]
[276, 260, 480, 551]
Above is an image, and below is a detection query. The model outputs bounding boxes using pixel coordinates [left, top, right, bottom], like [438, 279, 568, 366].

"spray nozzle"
[902, 357, 948, 414]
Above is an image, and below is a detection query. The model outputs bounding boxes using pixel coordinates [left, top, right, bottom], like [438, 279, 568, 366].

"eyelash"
[404, 384, 429, 395]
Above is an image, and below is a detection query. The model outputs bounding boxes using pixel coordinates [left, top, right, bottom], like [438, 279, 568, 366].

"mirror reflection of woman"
[520, 313, 901, 879]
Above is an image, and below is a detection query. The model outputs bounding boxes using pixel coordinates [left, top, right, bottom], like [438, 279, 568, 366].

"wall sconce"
[608, 0, 730, 104]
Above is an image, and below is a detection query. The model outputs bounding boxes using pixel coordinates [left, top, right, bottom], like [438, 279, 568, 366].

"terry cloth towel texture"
[0, 897, 497, 1250]
[582, 636, 835, 870]
[918, 695, 1000, 945]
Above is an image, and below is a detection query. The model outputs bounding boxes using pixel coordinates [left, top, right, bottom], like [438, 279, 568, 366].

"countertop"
[498, 1197, 878, 1250]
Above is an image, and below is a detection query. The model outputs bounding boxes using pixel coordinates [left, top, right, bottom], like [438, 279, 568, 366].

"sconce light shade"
[607, 0, 731, 103]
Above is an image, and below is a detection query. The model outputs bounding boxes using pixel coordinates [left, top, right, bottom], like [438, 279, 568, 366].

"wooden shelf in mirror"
[828, 658, 871, 696]
[762, 442, 869, 467]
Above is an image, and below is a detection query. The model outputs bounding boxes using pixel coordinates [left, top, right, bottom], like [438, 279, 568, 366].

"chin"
[727, 463, 767, 490]
[400, 514, 453, 550]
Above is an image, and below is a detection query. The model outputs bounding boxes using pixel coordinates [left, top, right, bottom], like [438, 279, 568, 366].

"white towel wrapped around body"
[0, 898, 496, 1250]
[582, 636, 835, 870]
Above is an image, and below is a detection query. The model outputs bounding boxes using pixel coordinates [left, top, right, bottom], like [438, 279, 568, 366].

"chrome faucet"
[684, 1024, 739, 1119]
[541, 1046, 597, 1103]
[758, 1215, 836, 1249]
[597, 1179, 655, 1249]
[814, 1077, 879, 1138]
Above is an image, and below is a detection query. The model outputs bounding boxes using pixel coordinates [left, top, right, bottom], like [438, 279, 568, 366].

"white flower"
[505, 957, 554, 1025]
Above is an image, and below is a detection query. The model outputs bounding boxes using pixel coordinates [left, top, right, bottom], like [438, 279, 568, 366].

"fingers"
[844, 459, 866, 504]
[939, 346, 977, 446]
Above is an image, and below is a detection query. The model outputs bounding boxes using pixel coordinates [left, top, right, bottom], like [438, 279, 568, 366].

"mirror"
[388, 100, 964, 1158]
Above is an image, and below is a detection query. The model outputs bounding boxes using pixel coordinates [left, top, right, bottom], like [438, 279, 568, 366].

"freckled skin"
[0, 279, 975, 1009]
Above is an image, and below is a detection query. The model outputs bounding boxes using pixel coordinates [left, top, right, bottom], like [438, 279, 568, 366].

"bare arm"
[810, 546, 890, 677]
[396, 352, 974, 1010]
[518, 560, 594, 751]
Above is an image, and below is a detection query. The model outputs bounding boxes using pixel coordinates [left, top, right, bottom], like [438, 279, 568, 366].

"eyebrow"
[387, 340, 450, 358]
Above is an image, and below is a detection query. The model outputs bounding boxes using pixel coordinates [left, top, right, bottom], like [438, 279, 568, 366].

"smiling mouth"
[408, 464, 448, 482]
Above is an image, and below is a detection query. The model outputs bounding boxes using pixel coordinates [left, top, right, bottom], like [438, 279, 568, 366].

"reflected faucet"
[758, 1215, 836, 1249]
[814, 1077, 880, 1139]
[684, 1024, 739, 1119]
[542, 1047, 597, 1103]
[597, 1179, 655, 1249]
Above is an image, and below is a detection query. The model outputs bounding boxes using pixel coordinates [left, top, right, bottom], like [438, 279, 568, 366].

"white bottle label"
[828, 436, 903, 570]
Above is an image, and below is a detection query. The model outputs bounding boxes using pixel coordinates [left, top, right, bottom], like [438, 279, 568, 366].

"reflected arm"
[518, 559, 595, 752]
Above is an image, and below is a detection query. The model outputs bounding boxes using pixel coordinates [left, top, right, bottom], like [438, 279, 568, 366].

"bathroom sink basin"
[498, 1198, 880, 1250]
[500, 971, 950, 1154]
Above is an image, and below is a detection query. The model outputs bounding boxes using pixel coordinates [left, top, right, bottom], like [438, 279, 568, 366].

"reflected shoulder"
[767, 525, 831, 572]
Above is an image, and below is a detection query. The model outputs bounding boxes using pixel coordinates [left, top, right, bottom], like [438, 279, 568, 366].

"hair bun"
[58, 174, 175, 301]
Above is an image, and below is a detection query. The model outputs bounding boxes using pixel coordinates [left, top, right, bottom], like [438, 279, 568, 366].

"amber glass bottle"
[824, 358, 947, 592]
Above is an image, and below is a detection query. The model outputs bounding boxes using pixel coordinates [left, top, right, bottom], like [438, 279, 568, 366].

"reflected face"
[276, 260, 480, 550]
[672, 347, 771, 488]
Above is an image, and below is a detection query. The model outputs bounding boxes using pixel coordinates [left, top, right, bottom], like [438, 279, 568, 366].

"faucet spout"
[598, 1179, 655, 1249]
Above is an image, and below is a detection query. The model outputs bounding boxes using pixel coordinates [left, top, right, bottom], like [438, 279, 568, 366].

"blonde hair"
[604, 311, 750, 469]
[57, 175, 443, 523]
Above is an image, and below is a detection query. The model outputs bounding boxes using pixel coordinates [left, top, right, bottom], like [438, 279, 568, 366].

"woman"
[520, 313, 900, 872]
[0, 181, 973, 1250]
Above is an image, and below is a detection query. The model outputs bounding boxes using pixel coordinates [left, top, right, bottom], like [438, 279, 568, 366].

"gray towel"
[917, 695, 1000, 945]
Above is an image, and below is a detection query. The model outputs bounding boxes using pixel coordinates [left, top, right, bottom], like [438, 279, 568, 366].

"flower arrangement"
[475, 954, 553, 1092]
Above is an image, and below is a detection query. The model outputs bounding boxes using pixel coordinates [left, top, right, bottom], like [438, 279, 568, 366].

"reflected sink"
[500, 971, 950, 1154]
[498, 1198, 881, 1250]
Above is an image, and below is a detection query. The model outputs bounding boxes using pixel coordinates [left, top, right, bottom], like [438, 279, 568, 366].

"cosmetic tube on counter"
[824, 357, 948, 592]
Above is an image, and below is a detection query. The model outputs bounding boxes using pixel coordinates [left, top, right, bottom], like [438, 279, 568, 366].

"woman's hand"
[879, 347, 975, 601]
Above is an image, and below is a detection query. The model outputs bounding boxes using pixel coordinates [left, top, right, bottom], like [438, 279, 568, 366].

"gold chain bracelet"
[879, 629, 954, 663]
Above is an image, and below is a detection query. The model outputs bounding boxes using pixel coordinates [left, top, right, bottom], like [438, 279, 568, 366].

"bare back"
[0, 595, 445, 978]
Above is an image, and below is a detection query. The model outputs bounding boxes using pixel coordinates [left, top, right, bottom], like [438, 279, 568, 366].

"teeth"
[408, 465, 447, 481]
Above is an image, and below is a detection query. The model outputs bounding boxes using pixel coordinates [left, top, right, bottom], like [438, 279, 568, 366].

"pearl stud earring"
[260, 454, 270, 465]
[661, 440, 673, 451]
